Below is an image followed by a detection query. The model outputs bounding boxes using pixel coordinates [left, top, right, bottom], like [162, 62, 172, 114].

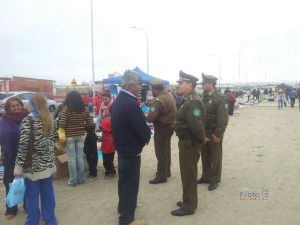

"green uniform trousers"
[179, 139, 201, 214]
[200, 130, 224, 183]
[154, 131, 172, 180]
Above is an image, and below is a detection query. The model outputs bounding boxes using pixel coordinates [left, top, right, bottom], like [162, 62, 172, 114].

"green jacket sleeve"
[147, 99, 161, 123]
[215, 97, 229, 137]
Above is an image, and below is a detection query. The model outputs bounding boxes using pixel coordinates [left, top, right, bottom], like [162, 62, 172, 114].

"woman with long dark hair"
[59, 91, 93, 186]
[0, 97, 28, 220]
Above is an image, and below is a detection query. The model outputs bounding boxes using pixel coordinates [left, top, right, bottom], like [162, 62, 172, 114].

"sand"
[1, 100, 300, 225]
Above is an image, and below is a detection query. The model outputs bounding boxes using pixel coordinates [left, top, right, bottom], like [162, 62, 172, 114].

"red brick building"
[0, 76, 56, 94]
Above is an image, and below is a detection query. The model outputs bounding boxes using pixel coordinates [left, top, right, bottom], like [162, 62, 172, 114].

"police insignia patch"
[193, 108, 201, 116]
[225, 104, 229, 109]
[150, 106, 156, 112]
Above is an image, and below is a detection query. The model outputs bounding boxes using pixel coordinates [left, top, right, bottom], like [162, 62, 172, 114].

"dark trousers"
[86, 153, 98, 176]
[290, 97, 295, 107]
[179, 139, 201, 214]
[3, 156, 19, 215]
[118, 155, 141, 225]
[25, 177, 57, 225]
[228, 102, 234, 115]
[201, 130, 224, 183]
[103, 152, 116, 174]
[154, 131, 172, 180]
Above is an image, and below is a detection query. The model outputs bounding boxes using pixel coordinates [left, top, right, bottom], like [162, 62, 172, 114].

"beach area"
[1, 100, 300, 225]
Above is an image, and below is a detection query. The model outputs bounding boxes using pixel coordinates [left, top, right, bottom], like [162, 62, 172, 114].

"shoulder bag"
[25, 116, 34, 168]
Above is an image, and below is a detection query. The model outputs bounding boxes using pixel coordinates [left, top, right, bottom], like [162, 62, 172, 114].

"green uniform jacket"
[202, 89, 229, 137]
[173, 90, 206, 144]
[147, 90, 177, 134]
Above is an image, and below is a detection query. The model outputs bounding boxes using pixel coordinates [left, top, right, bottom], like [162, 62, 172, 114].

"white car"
[0, 91, 58, 115]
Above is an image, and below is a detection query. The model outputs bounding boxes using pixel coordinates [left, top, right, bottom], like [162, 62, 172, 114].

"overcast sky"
[1, 0, 300, 86]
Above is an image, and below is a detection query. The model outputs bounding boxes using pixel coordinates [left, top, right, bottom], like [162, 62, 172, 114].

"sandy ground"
[1, 99, 300, 225]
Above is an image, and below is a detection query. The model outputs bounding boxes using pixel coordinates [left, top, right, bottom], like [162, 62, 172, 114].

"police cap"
[176, 70, 199, 83]
[201, 73, 218, 84]
[149, 79, 164, 90]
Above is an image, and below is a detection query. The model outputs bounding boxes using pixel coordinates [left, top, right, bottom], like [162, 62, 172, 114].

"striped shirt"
[59, 106, 92, 137]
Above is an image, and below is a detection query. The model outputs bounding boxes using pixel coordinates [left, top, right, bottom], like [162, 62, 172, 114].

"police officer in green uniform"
[171, 70, 207, 216]
[198, 73, 229, 191]
[147, 79, 177, 184]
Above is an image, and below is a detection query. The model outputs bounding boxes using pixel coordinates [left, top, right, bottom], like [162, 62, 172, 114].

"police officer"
[171, 70, 207, 216]
[147, 79, 177, 184]
[198, 73, 229, 191]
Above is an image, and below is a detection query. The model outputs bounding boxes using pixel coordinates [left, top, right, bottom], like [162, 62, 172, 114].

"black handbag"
[25, 117, 34, 168]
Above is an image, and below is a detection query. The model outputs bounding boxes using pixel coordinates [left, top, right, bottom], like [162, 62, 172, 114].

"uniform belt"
[177, 134, 192, 140]
[205, 125, 216, 129]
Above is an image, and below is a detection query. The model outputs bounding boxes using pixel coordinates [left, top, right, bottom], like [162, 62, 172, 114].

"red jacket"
[226, 92, 236, 103]
[83, 97, 93, 104]
[99, 119, 115, 154]
[93, 95, 102, 115]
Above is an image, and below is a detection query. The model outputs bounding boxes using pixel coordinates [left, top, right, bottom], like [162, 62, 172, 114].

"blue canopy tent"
[102, 75, 122, 85]
[103, 67, 169, 85]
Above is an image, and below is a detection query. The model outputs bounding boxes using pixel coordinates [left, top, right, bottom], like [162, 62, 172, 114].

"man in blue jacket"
[110, 70, 151, 225]
[289, 88, 297, 108]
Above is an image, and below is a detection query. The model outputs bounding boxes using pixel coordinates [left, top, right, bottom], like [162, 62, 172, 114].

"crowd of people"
[0, 69, 231, 225]
[225, 86, 300, 112]
[7, 70, 300, 224]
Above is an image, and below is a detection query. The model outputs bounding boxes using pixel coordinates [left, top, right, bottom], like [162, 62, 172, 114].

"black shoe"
[171, 208, 194, 216]
[176, 201, 183, 207]
[208, 182, 218, 191]
[149, 178, 167, 184]
[197, 178, 210, 184]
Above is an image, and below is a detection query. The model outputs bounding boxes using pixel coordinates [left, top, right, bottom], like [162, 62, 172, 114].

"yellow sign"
[71, 78, 77, 89]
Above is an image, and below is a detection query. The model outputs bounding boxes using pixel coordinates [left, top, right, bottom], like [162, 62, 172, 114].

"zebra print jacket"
[14, 113, 58, 181]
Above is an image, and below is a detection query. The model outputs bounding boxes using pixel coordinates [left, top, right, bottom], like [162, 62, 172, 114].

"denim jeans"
[278, 100, 283, 109]
[118, 155, 141, 225]
[65, 135, 85, 184]
[25, 177, 57, 225]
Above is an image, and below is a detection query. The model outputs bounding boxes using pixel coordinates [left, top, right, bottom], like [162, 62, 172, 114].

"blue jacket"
[110, 90, 151, 157]
[289, 90, 297, 98]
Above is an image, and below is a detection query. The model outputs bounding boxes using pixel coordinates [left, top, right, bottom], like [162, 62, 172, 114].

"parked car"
[0, 91, 58, 116]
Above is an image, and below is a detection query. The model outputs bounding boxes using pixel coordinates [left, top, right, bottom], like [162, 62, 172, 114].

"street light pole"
[91, 0, 96, 98]
[240, 65, 248, 86]
[238, 44, 249, 90]
[210, 54, 221, 89]
[131, 26, 149, 74]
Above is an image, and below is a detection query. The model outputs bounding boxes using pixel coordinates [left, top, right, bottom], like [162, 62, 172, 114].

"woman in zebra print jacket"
[14, 93, 58, 225]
